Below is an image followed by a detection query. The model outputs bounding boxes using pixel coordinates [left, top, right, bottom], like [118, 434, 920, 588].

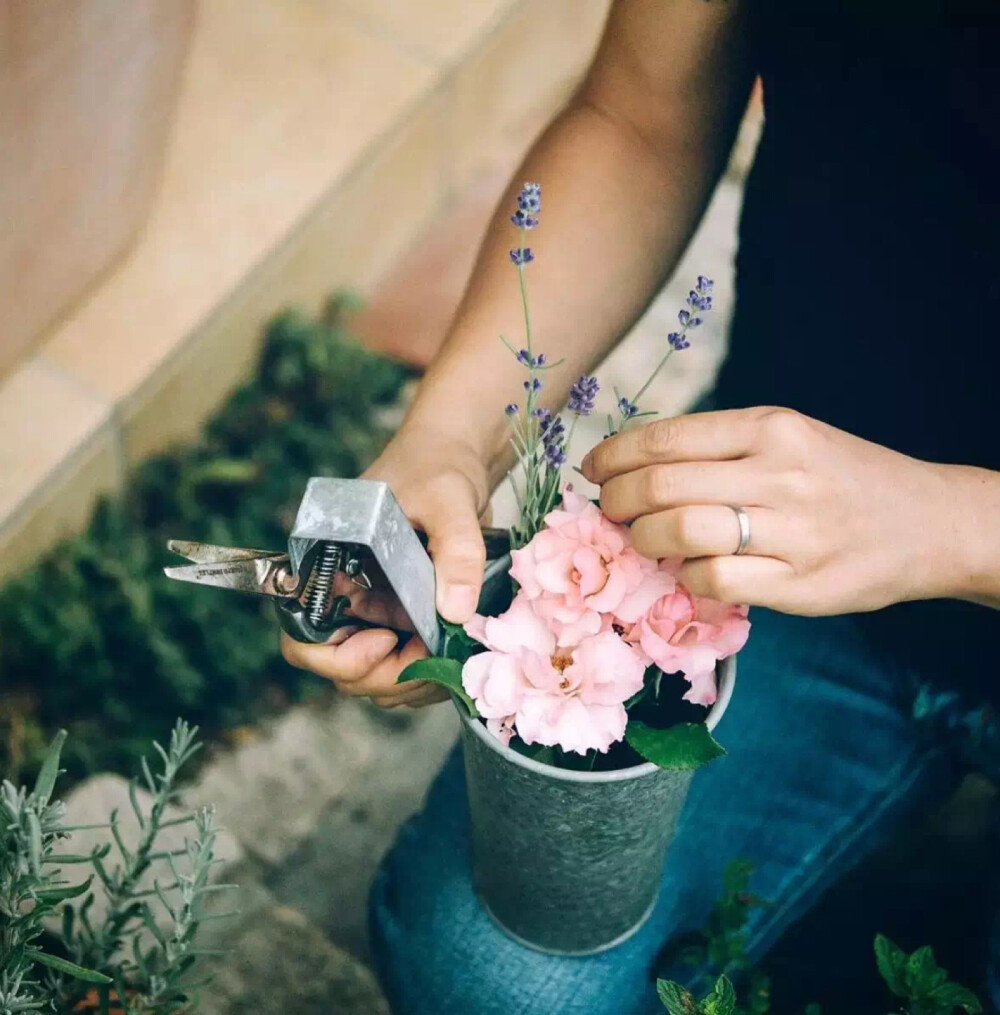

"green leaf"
[626, 721, 726, 770]
[704, 975, 738, 1015]
[33, 728, 67, 805]
[657, 979, 698, 1014]
[874, 934, 909, 997]
[397, 656, 478, 716]
[30, 949, 113, 984]
[905, 944, 947, 996]
[929, 982, 983, 1013]
[439, 618, 485, 665]
[34, 875, 94, 903]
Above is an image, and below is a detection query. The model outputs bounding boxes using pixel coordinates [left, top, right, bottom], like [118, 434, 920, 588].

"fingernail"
[325, 625, 361, 645]
[370, 630, 399, 655]
[440, 583, 478, 622]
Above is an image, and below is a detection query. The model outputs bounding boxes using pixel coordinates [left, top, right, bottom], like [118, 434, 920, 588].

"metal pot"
[458, 656, 736, 955]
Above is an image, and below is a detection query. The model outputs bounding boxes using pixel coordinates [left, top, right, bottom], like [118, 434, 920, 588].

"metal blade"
[166, 539, 284, 564]
[164, 555, 298, 598]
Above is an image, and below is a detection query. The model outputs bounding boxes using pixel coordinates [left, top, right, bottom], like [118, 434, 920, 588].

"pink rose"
[462, 595, 646, 754]
[462, 595, 555, 740]
[517, 632, 646, 754]
[510, 487, 652, 647]
[626, 563, 750, 706]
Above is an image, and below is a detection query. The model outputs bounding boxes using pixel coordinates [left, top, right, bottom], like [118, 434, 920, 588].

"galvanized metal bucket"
[458, 656, 736, 955]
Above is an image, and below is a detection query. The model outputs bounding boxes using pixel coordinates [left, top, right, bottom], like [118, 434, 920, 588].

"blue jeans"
[369, 608, 999, 1013]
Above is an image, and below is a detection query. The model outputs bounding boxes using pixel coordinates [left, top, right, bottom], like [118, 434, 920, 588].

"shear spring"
[304, 542, 343, 627]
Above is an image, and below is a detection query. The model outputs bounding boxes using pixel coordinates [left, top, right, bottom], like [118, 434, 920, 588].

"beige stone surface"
[40, 0, 437, 408]
[0, 424, 121, 584]
[0, 360, 120, 580]
[334, 0, 518, 63]
[121, 91, 451, 463]
[450, 0, 611, 188]
[0, 0, 194, 379]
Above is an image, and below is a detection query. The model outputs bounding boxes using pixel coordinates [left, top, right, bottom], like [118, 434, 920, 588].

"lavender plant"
[499, 182, 714, 546]
[0, 722, 233, 1015]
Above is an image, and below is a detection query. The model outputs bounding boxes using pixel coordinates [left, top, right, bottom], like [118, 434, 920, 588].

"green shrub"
[0, 300, 410, 786]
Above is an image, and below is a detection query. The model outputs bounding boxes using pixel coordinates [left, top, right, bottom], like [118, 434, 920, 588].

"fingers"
[582, 408, 769, 484]
[410, 477, 487, 623]
[599, 461, 763, 522]
[282, 628, 440, 707]
[281, 628, 400, 682]
[629, 505, 786, 560]
[679, 554, 794, 606]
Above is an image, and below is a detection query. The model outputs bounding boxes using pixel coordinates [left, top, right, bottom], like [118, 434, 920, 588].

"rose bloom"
[618, 560, 750, 706]
[509, 487, 653, 647]
[463, 593, 646, 753]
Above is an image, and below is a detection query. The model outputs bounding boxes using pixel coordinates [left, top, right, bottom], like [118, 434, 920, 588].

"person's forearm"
[937, 464, 1000, 608]
[404, 9, 752, 489]
[406, 101, 735, 487]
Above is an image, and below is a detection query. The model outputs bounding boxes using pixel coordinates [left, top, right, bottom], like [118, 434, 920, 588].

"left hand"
[581, 406, 955, 616]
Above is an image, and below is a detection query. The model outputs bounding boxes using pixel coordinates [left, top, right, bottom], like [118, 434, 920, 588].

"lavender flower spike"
[617, 396, 638, 420]
[511, 182, 542, 230]
[568, 374, 600, 416]
[510, 248, 534, 266]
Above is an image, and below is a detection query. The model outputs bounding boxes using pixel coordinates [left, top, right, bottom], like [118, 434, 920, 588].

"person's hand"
[281, 425, 491, 707]
[581, 406, 956, 615]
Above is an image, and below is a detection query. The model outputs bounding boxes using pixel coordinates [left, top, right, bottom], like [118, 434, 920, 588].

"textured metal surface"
[459, 656, 737, 955]
[289, 478, 441, 654]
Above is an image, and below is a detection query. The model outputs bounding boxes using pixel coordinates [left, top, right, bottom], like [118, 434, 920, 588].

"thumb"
[416, 476, 487, 624]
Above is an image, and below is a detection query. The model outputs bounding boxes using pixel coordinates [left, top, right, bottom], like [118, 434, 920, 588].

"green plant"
[0, 722, 233, 1014]
[655, 862, 983, 1015]
[0, 299, 410, 786]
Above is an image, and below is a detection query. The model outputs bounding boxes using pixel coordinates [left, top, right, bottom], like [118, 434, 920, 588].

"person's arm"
[281, 0, 756, 705]
[408, 0, 755, 491]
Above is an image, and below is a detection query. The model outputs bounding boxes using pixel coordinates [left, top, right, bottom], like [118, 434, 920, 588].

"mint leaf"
[905, 944, 948, 996]
[656, 980, 698, 1014]
[626, 721, 726, 770]
[397, 656, 478, 716]
[704, 975, 737, 1015]
[874, 934, 909, 997]
[930, 982, 984, 1013]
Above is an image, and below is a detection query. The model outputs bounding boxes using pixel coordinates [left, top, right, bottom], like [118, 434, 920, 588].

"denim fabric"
[369, 608, 999, 1014]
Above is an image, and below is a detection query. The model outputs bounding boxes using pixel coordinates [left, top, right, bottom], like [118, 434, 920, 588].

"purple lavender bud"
[687, 292, 714, 312]
[523, 378, 542, 392]
[668, 332, 691, 351]
[517, 182, 541, 215]
[678, 309, 691, 327]
[544, 442, 567, 468]
[516, 348, 532, 365]
[510, 248, 535, 266]
[510, 211, 539, 230]
[504, 403, 519, 416]
[568, 374, 600, 415]
[688, 316, 703, 328]
[536, 353, 547, 366]
[618, 396, 638, 420]
[696, 275, 714, 293]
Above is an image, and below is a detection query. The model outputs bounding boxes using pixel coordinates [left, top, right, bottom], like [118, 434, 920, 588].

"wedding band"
[730, 505, 751, 556]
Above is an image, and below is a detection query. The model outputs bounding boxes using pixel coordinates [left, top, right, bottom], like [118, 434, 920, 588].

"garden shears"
[164, 478, 511, 652]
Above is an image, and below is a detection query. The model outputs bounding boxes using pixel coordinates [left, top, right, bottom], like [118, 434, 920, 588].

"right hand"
[280, 425, 491, 708]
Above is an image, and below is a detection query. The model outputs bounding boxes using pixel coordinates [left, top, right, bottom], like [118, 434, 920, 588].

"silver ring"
[730, 505, 751, 556]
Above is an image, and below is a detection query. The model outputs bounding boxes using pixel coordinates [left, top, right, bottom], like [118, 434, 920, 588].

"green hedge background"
[0, 299, 410, 785]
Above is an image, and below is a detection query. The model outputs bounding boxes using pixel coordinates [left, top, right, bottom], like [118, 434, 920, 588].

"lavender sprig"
[607, 275, 714, 436]
[503, 183, 566, 547]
